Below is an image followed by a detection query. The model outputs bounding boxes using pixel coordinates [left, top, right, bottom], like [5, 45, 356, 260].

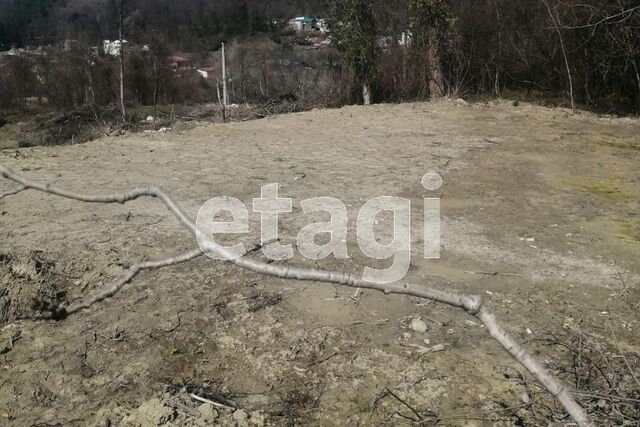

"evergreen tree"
[325, 0, 378, 105]
[409, 0, 450, 98]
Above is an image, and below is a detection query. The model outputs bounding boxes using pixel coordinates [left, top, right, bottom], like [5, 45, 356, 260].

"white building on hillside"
[103, 40, 128, 56]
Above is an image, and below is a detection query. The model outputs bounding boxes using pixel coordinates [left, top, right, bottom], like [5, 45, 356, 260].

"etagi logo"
[196, 173, 443, 284]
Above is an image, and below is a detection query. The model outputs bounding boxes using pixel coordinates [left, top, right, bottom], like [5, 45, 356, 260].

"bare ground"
[0, 100, 638, 426]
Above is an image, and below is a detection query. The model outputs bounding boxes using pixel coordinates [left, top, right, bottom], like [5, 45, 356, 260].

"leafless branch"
[606, 320, 640, 389]
[0, 185, 26, 201]
[558, 5, 640, 30]
[188, 393, 235, 411]
[541, 0, 575, 111]
[53, 249, 203, 318]
[0, 164, 593, 427]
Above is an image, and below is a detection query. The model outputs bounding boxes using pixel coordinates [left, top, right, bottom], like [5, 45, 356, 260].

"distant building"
[169, 55, 191, 73]
[377, 31, 413, 50]
[103, 40, 128, 56]
[5, 47, 26, 56]
[316, 19, 329, 34]
[288, 16, 317, 32]
[399, 31, 412, 46]
[196, 66, 216, 79]
[0, 46, 45, 58]
[63, 39, 79, 51]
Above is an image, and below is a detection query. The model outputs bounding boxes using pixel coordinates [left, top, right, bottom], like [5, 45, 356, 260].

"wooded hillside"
[1, 0, 638, 113]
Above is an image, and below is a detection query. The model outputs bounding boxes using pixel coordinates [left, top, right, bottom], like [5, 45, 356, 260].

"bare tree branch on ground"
[0, 164, 593, 426]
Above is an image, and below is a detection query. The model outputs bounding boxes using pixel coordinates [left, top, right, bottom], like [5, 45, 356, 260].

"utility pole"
[119, 0, 126, 122]
[221, 42, 228, 106]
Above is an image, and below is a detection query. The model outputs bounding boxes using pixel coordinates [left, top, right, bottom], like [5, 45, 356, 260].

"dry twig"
[0, 185, 26, 201]
[188, 393, 235, 411]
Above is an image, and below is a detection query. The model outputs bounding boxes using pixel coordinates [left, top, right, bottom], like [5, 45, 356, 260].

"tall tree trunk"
[221, 42, 228, 106]
[632, 58, 640, 109]
[542, 0, 574, 111]
[86, 63, 95, 105]
[493, 0, 502, 96]
[119, 0, 126, 122]
[153, 56, 158, 127]
[427, 28, 444, 98]
[363, 82, 372, 105]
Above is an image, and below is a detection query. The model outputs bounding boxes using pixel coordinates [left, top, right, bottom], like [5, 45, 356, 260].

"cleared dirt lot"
[0, 100, 638, 425]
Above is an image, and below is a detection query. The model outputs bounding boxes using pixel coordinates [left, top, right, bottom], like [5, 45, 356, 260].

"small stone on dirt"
[250, 411, 266, 427]
[429, 343, 446, 353]
[409, 318, 427, 333]
[481, 402, 497, 412]
[232, 409, 249, 427]
[124, 399, 175, 426]
[197, 403, 218, 420]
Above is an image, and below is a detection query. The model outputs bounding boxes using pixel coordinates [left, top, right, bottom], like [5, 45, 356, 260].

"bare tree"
[492, 0, 502, 96]
[541, 0, 575, 110]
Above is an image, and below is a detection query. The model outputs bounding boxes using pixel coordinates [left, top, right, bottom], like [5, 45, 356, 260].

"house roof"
[292, 16, 316, 22]
[168, 55, 190, 63]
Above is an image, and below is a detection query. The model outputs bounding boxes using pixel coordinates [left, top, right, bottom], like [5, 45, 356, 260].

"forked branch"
[0, 164, 592, 426]
[39, 249, 205, 319]
[0, 185, 26, 201]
